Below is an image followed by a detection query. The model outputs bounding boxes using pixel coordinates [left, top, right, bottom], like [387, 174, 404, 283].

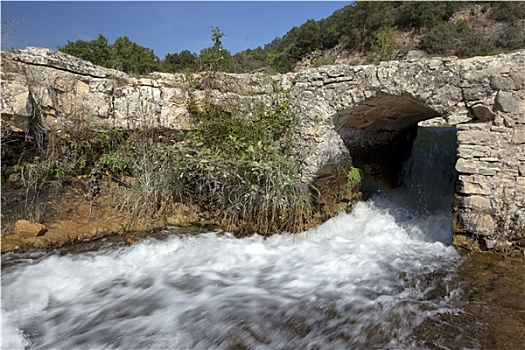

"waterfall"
[1, 127, 462, 350]
[398, 127, 458, 215]
[368, 126, 458, 245]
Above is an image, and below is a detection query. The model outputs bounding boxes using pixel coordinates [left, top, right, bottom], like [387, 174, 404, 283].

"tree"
[489, 2, 525, 22]
[350, 1, 397, 47]
[233, 46, 272, 73]
[199, 46, 233, 72]
[162, 52, 181, 72]
[161, 50, 199, 73]
[397, 1, 462, 30]
[178, 50, 199, 72]
[59, 35, 159, 74]
[211, 26, 224, 53]
[495, 23, 525, 50]
[111, 36, 159, 74]
[418, 21, 460, 55]
[198, 26, 234, 72]
[366, 25, 397, 63]
[58, 34, 111, 66]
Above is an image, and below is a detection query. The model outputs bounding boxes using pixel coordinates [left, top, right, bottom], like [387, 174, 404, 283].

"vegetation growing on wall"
[1, 78, 320, 235]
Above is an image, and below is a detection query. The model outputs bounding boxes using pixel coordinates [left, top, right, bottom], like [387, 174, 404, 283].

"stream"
[2, 127, 523, 349]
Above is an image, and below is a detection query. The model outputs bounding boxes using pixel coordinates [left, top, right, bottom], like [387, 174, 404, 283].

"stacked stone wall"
[1, 47, 524, 249]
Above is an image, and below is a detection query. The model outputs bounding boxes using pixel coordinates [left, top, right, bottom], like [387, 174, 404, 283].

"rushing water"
[2, 127, 467, 349]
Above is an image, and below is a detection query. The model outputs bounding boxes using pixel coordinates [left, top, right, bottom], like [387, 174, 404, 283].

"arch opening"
[332, 94, 458, 203]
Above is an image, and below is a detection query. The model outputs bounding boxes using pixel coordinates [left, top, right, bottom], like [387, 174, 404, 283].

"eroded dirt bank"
[1, 169, 353, 253]
[1, 176, 206, 253]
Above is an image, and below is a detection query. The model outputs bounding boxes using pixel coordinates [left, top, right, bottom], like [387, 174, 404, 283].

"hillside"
[43, 2, 525, 74]
[294, 2, 525, 71]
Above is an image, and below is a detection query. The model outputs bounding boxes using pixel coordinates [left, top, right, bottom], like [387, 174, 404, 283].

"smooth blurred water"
[1, 127, 462, 349]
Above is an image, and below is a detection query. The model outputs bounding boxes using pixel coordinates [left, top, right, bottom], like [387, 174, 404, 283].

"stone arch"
[331, 93, 455, 194]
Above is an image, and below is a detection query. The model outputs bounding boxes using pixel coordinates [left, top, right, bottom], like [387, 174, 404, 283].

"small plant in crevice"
[347, 166, 364, 193]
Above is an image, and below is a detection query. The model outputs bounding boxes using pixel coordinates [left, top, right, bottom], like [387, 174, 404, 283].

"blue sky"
[1, 1, 352, 58]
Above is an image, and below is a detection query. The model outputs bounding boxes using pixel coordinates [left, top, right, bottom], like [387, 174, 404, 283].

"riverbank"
[1, 174, 216, 253]
[1, 169, 353, 253]
[413, 251, 525, 349]
[1, 174, 522, 257]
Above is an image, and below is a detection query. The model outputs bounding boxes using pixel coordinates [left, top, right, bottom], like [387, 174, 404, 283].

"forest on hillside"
[58, 1, 525, 75]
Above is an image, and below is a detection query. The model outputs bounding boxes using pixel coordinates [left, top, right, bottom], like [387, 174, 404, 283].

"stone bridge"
[2, 47, 524, 248]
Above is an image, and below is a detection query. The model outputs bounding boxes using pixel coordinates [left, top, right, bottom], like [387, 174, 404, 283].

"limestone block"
[14, 220, 47, 238]
[456, 145, 492, 159]
[460, 195, 491, 211]
[458, 212, 495, 236]
[90, 78, 115, 94]
[431, 85, 463, 109]
[463, 85, 490, 101]
[471, 105, 495, 121]
[490, 76, 517, 91]
[494, 91, 524, 115]
[475, 214, 495, 236]
[457, 130, 491, 144]
[456, 158, 479, 174]
[0, 80, 30, 116]
[75, 80, 91, 95]
[512, 125, 525, 144]
[510, 69, 525, 89]
[478, 167, 500, 176]
[458, 175, 492, 195]
[447, 110, 472, 125]
[89, 92, 113, 118]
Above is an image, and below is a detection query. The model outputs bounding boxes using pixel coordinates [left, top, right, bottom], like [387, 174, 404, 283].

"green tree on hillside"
[489, 2, 525, 21]
[58, 35, 159, 74]
[495, 23, 525, 50]
[396, 1, 461, 30]
[58, 34, 111, 67]
[233, 46, 272, 72]
[199, 26, 234, 72]
[348, 1, 398, 51]
[161, 50, 198, 73]
[111, 36, 159, 75]
[418, 21, 460, 55]
[56, 1, 525, 75]
[366, 25, 397, 63]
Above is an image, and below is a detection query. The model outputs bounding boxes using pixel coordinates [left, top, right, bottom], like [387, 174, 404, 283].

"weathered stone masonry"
[2, 47, 524, 248]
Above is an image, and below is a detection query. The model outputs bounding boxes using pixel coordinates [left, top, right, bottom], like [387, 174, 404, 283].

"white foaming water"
[1, 127, 461, 349]
[1, 201, 460, 350]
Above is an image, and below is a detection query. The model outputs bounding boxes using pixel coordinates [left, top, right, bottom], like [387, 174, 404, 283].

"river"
[2, 127, 523, 349]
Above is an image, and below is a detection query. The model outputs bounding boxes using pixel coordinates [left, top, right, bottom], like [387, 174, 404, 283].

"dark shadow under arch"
[332, 93, 447, 194]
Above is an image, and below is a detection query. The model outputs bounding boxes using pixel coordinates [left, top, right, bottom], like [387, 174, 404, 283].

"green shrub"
[419, 19, 498, 57]
[179, 86, 312, 234]
[489, 2, 525, 22]
[313, 57, 335, 68]
[418, 21, 460, 55]
[347, 167, 364, 193]
[495, 24, 525, 50]
[366, 25, 397, 63]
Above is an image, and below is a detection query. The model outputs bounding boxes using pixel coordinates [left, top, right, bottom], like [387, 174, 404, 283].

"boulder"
[14, 220, 47, 237]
